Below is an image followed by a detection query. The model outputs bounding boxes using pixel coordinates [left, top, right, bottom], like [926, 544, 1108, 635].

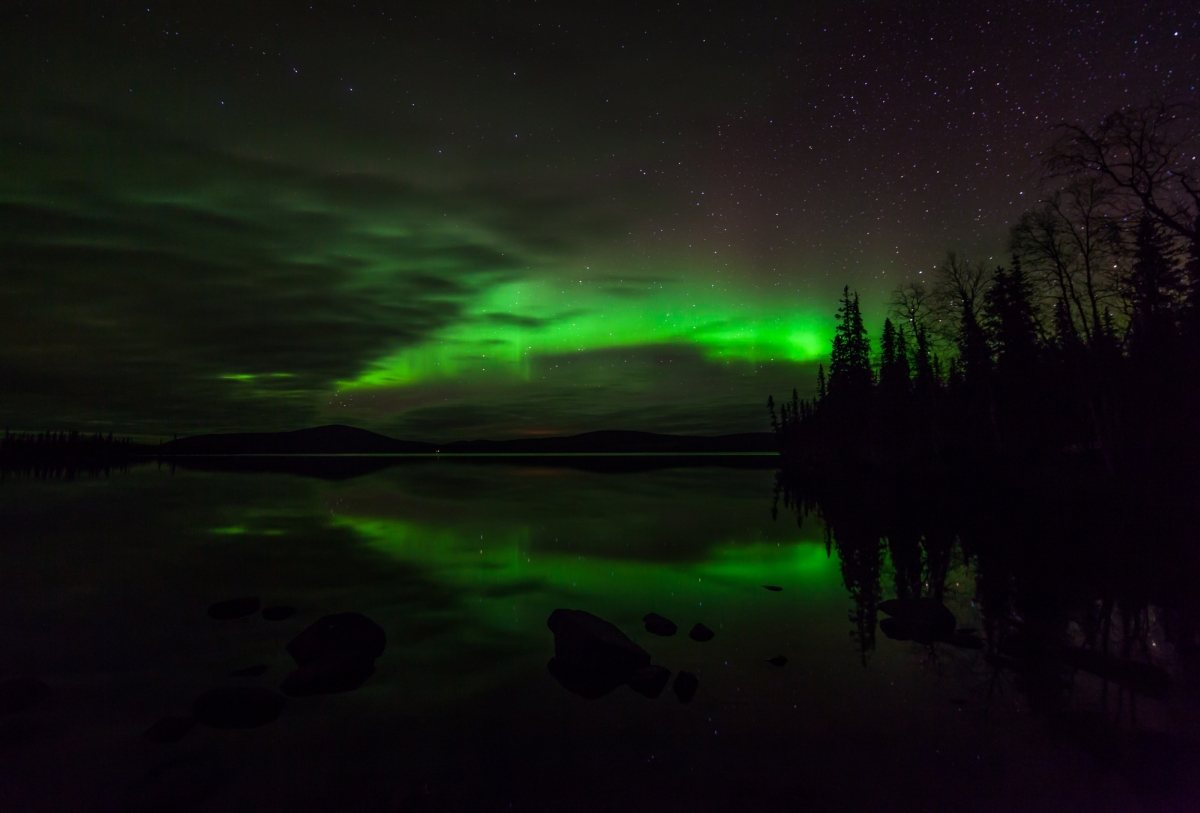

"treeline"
[0, 430, 142, 479]
[771, 99, 1200, 486]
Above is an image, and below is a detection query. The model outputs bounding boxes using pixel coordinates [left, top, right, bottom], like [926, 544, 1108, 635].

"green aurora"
[2, 4, 1185, 438]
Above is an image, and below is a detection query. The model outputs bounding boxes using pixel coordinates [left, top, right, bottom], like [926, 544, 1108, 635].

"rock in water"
[627, 666, 671, 699]
[546, 657, 626, 700]
[689, 623, 715, 642]
[673, 671, 699, 703]
[945, 631, 985, 650]
[229, 664, 270, 678]
[191, 686, 285, 729]
[262, 605, 297, 621]
[763, 585, 783, 592]
[547, 610, 650, 676]
[286, 613, 386, 666]
[767, 655, 788, 666]
[280, 651, 376, 697]
[546, 610, 653, 699]
[877, 598, 956, 644]
[0, 677, 51, 717]
[208, 597, 261, 620]
[643, 612, 678, 637]
[144, 715, 196, 744]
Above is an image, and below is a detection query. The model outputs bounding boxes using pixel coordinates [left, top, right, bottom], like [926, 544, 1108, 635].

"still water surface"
[1, 459, 1196, 811]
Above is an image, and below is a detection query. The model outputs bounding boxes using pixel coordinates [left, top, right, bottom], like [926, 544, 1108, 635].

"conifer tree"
[1128, 214, 1183, 355]
[879, 318, 913, 396]
[828, 287, 872, 400]
[984, 259, 1040, 377]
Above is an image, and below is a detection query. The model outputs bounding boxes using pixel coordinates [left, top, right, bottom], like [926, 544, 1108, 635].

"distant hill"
[157, 425, 776, 455]
[159, 425, 434, 455]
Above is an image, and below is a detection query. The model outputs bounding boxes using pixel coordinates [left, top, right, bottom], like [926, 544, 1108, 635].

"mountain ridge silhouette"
[159, 425, 776, 455]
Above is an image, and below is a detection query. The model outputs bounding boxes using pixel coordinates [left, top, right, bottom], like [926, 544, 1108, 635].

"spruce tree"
[828, 286, 872, 400]
[984, 259, 1040, 377]
[1129, 213, 1183, 354]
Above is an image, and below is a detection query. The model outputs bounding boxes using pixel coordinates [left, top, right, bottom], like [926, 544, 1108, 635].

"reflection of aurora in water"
[2, 461, 1197, 812]
[314, 461, 843, 657]
[338, 513, 836, 634]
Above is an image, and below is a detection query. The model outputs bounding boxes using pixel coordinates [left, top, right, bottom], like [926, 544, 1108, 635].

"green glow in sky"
[342, 278, 829, 390]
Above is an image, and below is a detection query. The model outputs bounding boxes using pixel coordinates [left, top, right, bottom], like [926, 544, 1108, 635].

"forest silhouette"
[763, 102, 1200, 783]
[0, 430, 140, 480]
[770, 99, 1200, 492]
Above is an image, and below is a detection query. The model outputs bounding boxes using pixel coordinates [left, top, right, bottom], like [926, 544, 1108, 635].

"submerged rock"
[763, 585, 783, 592]
[546, 657, 626, 700]
[627, 666, 672, 699]
[144, 715, 196, 744]
[280, 651, 376, 697]
[767, 655, 788, 666]
[262, 605, 297, 621]
[229, 664, 270, 678]
[673, 671, 699, 703]
[546, 609, 654, 699]
[208, 597, 260, 620]
[191, 686, 285, 729]
[547, 610, 650, 676]
[688, 623, 715, 642]
[0, 677, 51, 717]
[643, 612, 678, 637]
[877, 598, 957, 645]
[945, 631, 985, 650]
[286, 612, 386, 666]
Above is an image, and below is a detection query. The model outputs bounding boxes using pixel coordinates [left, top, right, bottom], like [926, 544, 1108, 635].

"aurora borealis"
[1, 2, 1192, 439]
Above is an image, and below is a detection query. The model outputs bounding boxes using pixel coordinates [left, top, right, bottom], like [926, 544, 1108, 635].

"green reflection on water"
[333, 509, 838, 640]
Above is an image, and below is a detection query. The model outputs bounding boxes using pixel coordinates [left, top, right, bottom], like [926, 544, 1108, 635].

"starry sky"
[1, 1, 1194, 440]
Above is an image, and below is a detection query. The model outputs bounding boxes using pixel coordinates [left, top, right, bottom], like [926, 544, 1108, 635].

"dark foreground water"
[1, 458, 1198, 812]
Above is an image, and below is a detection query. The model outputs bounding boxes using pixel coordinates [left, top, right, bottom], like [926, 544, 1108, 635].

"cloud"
[364, 344, 812, 441]
[0, 109, 634, 432]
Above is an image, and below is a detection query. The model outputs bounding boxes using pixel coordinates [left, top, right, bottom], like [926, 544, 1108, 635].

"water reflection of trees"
[776, 470, 1198, 728]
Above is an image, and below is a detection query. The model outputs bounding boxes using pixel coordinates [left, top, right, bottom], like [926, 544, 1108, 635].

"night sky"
[1, 1, 1194, 440]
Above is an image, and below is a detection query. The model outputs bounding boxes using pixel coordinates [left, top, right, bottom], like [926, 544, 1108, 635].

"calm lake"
[1, 458, 1197, 812]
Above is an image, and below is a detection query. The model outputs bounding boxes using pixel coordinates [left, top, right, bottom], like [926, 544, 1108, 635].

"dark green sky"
[1, 1, 1191, 439]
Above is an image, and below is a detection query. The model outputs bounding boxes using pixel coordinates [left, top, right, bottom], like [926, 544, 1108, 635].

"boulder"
[877, 598, 956, 644]
[546, 610, 650, 677]
[689, 623, 715, 642]
[643, 613, 678, 637]
[280, 651, 376, 697]
[627, 666, 671, 699]
[262, 605, 297, 621]
[144, 715, 196, 744]
[0, 677, 51, 717]
[208, 597, 260, 620]
[191, 686, 285, 729]
[546, 657, 626, 700]
[945, 631, 985, 650]
[673, 671, 699, 703]
[286, 613, 386, 667]
[763, 585, 783, 592]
